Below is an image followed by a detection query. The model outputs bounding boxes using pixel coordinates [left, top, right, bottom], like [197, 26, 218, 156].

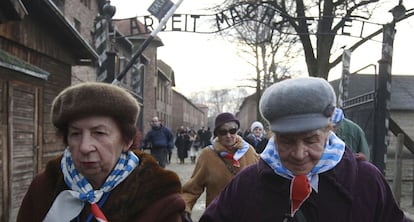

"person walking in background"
[17, 82, 185, 222]
[242, 128, 250, 140]
[197, 126, 206, 147]
[200, 77, 407, 222]
[175, 126, 190, 164]
[143, 116, 174, 168]
[332, 107, 370, 161]
[187, 127, 198, 164]
[245, 121, 269, 154]
[201, 127, 212, 147]
[181, 112, 259, 221]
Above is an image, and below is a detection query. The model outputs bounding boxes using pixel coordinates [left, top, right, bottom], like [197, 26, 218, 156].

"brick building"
[236, 93, 262, 134]
[171, 90, 207, 134]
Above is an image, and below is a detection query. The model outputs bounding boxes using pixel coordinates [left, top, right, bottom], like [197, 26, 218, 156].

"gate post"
[372, 21, 394, 175]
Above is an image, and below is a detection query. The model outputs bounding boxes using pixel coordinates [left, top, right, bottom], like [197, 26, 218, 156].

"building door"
[0, 80, 40, 221]
[0, 79, 5, 220]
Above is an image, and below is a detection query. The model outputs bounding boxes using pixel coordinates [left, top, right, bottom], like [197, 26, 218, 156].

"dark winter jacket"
[143, 125, 174, 150]
[245, 133, 269, 154]
[200, 148, 408, 222]
[17, 150, 185, 222]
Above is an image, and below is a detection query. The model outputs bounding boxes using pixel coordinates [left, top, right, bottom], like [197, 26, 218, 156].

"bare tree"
[190, 0, 397, 122]
[188, 91, 208, 105]
[218, 1, 300, 82]
[214, 0, 384, 80]
[213, 1, 300, 120]
[189, 88, 249, 117]
[270, 0, 381, 79]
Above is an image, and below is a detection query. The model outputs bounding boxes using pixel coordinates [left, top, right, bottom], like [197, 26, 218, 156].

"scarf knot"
[220, 152, 240, 167]
[210, 136, 250, 165]
[79, 190, 98, 202]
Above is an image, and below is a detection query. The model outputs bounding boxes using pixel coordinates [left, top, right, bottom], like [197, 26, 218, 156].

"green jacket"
[335, 118, 370, 160]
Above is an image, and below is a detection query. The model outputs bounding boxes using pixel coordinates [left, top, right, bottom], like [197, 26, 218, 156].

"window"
[131, 63, 144, 96]
[80, 0, 91, 9]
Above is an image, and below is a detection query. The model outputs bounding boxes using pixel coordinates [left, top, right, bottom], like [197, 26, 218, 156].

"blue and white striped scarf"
[43, 148, 139, 221]
[260, 131, 345, 192]
[61, 148, 139, 203]
[332, 107, 344, 125]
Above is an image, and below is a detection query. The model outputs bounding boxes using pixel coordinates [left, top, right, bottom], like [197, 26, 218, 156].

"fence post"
[392, 133, 404, 204]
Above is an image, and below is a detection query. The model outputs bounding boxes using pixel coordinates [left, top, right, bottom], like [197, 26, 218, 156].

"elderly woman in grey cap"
[200, 77, 408, 222]
[17, 82, 185, 222]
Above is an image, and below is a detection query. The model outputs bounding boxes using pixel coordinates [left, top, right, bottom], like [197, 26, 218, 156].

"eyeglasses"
[217, 128, 237, 136]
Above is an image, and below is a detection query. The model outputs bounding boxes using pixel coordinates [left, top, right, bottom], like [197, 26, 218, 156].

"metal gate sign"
[148, 0, 174, 20]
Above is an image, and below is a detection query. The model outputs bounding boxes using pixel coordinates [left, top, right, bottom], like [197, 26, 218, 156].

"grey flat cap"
[259, 77, 336, 133]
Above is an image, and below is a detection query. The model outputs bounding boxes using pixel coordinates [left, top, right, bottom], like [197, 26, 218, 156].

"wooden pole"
[412, 157, 414, 206]
[372, 21, 395, 174]
[392, 133, 404, 204]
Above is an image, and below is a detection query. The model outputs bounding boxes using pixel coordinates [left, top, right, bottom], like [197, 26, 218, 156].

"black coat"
[175, 133, 190, 159]
[245, 134, 268, 154]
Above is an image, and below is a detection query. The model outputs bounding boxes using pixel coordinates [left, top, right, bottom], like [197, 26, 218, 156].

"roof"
[21, 0, 98, 64]
[0, 0, 27, 22]
[0, 49, 49, 79]
[157, 59, 175, 86]
[330, 74, 414, 110]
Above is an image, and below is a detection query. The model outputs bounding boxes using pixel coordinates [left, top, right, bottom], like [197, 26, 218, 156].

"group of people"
[199, 77, 404, 221]
[140, 118, 213, 167]
[16, 78, 408, 221]
[174, 126, 197, 164]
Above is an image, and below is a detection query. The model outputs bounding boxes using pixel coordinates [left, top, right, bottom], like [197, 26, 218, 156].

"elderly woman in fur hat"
[181, 112, 259, 221]
[200, 77, 408, 222]
[17, 82, 185, 222]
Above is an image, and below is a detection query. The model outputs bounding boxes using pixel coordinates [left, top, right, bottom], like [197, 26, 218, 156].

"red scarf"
[90, 203, 108, 221]
[220, 152, 240, 167]
[290, 175, 311, 217]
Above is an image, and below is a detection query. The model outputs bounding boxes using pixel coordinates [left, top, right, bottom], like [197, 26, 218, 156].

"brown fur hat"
[51, 82, 140, 130]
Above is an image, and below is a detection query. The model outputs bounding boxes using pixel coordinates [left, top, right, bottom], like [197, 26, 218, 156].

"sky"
[110, 0, 414, 97]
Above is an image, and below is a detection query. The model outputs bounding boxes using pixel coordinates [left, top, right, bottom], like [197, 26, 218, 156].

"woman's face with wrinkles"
[274, 128, 329, 175]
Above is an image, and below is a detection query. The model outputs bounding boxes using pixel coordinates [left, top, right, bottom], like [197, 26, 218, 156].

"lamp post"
[102, 0, 116, 30]
[372, 1, 405, 174]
